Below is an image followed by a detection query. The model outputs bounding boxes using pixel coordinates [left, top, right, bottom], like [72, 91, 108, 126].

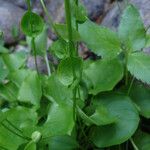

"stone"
[101, 0, 150, 30]
[0, 0, 24, 44]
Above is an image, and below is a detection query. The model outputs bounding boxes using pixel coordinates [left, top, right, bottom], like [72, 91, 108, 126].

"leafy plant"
[0, 0, 150, 149]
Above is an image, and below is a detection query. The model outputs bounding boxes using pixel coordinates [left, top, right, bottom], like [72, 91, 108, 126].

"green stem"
[31, 37, 39, 75]
[75, 0, 79, 55]
[64, 0, 74, 57]
[2, 123, 29, 140]
[64, 0, 77, 122]
[130, 138, 139, 150]
[26, 0, 31, 11]
[44, 53, 51, 76]
[127, 77, 135, 96]
[40, 0, 59, 36]
[125, 50, 129, 86]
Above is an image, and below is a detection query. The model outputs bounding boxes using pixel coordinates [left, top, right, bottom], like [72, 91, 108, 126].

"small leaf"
[54, 24, 80, 42]
[73, 2, 87, 23]
[49, 39, 68, 59]
[57, 57, 83, 86]
[118, 4, 146, 51]
[21, 11, 44, 37]
[133, 130, 150, 150]
[127, 52, 150, 84]
[18, 71, 42, 106]
[129, 83, 150, 118]
[79, 20, 121, 58]
[83, 58, 123, 95]
[91, 93, 139, 148]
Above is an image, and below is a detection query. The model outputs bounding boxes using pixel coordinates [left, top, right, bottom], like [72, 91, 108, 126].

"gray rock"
[0, 0, 24, 44]
[101, 0, 150, 30]
[27, 56, 47, 74]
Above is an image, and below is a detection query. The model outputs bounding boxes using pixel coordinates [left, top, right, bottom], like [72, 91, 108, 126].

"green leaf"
[21, 11, 44, 37]
[54, 24, 80, 42]
[27, 26, 48, 56]
[78, 105, 117, 126]
[40, 135, 79, 150]
[24, 141, 36, 150]
[44, 75, 72, 105]
[133, 130, 150, 150]
[0, 124, 25, 150]
[6, 106, 38, 137]
[0, 57, 8, 82]
[91, 93, 139, 148]
[118, 4, 146, 51]
[72, 2, 87, 23]
[0, 82, 18, 102]
[127, 52, 150, 84]
[129, 83, 150, 118]
[79, 20, 121, 58]
[0, 110, 6, 123]
[145, 34, 150, 48]
[83, 58, 123, 95]
[18, 71, 42, 106]
[49, 39, 68, 59]
[0, 45, 8, 53]
[41, 103, 74, 137]
[2, 52, 26, 71]
[8, 69, 31, 87]
[57, 57, 83, 86]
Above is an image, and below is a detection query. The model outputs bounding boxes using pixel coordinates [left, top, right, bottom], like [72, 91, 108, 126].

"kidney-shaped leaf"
[91, 93, 139, 148]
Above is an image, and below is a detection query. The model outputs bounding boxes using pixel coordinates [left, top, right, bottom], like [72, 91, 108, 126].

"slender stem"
[1, 123, 29, 140]
[75, 0, 79, 55]
[64, 0, 77, 122]
[40, 0, 59, 36]
[31, 38, 39, 75]
[125, 50, 129, 86]
[130, 138, 139, 150]
[44, 53, 51, 76]
[73, 87, 77, 121]
[26, 0, 31, 11]
[127, 77, 135, 96]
